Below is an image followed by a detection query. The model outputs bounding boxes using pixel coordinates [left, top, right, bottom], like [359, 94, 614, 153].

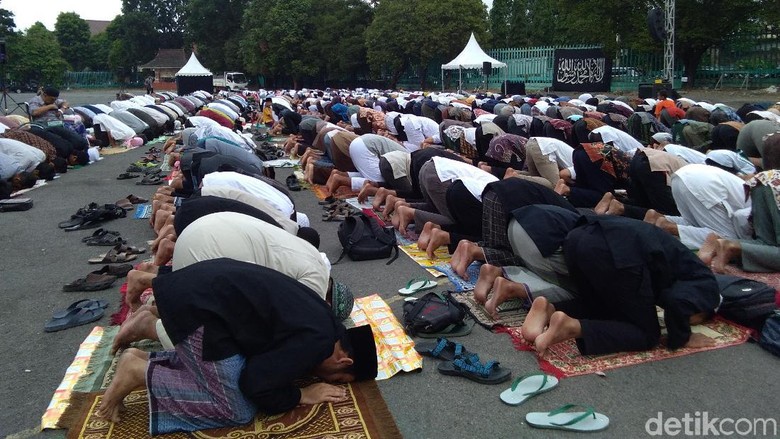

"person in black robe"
[522, 212, 720, 356]
[97, 259, 377, 434]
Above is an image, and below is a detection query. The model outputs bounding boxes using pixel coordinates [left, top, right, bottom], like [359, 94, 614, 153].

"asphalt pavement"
[0, 89, 778, 438]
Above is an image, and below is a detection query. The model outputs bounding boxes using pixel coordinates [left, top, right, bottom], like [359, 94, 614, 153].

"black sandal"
[117, 172, 140, 180]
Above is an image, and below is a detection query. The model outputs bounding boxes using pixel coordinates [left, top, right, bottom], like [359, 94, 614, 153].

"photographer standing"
[28, 86, 69, 123]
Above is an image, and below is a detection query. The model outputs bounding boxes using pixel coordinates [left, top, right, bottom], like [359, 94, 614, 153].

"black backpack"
[403, 292, 467, 336]
[336, 212, 398, 264]
[715, 274, 778, 332]
[760, 311, 780, 357]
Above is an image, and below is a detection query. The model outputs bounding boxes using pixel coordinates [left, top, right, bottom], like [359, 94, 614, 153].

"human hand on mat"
[299, 383, 347, 405]
[683, 333, 716, 349]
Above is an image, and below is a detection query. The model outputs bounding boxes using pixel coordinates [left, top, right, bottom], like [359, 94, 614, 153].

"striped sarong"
[147, 326, 256, 435]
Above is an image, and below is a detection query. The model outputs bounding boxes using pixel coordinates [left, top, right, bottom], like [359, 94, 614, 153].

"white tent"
[441, 33, 507, 92]
[175, 53, 213, 95]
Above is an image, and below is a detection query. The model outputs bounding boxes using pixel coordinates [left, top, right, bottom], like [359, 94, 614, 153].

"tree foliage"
[309, 0, 373, 85]
[54, 12, 91, 71]
[122, 0, 186, 48]
[0, 2, 15, 39]
[8, 23, 67, 86]
[185, 0, 248, 73]
[106, 12, 159, 80]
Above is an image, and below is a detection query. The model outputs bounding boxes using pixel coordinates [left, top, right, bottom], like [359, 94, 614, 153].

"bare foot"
[325, 173, 350, 195]
[134, 262, 159, 274]
[534, 311, 582, 357]
[96, 349, 148, 423]
[153, 235, 176, 266]
[484, 277, 528, 319]
[643, 209, 662, 224]
[712, 238, 741, 274]
[606, 198, 625, 216]
[417, 222, 441, 251]
[554, 179, 570, 197]
[654, 216, 679, 236]
[426, 228, 451, 259]
[151, 224, 175, 253]
[594, 192, 614, 214]
[521, 297, 554, 344]
[111, 308, 160, 355]
[698, 233, 720, 267]
[154, 210, 172, 233]
[473, 264, 502, 305]
[372, 187, 390, 211]
[449, 240, 483, 280]
[382, 195, 401, 219]
[126, 270, 156, 311]
[395, 205, 415, 235]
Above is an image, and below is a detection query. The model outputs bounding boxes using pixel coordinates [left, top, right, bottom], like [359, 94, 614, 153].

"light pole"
[664, 0, 675, 83]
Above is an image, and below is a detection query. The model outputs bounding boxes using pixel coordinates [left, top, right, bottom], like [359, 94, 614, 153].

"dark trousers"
[568, 148, 616, 208]
[564, 224, 661, 355]
[625, 150, 679, 218]
[444, 180, 482, 251]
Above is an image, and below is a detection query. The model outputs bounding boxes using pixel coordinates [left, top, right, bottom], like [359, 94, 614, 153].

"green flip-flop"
[525, 404, 609, 432]
[398, 278, 438, 295]
[499, 373, 559, 406]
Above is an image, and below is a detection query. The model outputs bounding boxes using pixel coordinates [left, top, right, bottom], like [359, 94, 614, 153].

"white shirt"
[173, 212, 329, 298]
[400, 115, 439, 152]
[109, 100, 141, 111]
[92, 113, 135, 142]
[663, 144, 706, 165]
[0, 139, 43, 172]
[672, 164, 749, 214]
[432, 156, 498, 200]
[592, 126, 643, 154]
[186, 115, 221, 128]
[202, 171, 294, 217]
[530, 137, 575, 176]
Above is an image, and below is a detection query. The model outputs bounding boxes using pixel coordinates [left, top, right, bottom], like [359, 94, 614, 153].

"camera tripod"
[0, 73, 22, 116]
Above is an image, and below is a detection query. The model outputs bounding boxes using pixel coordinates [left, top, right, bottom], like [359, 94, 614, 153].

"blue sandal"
[437, 354, 511, 384]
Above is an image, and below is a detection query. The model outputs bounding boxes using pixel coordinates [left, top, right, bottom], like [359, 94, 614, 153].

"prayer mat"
[310, 184, 357, 201]
[431, 262, 482, 291]
[497, 316, 752, 379]
[397, 243, 447, 278]
[10, 179, 46, 197]
[98, 146, 136, 156]
[262, 158, 299, 168]
[352, 294, 423, 379]
[62, 380, 401, 439]
[133, 204, 152, 219]
[451, 291, 528, 330]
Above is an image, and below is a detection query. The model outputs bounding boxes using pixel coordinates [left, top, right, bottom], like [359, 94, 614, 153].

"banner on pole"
[552, 49, 611, 92]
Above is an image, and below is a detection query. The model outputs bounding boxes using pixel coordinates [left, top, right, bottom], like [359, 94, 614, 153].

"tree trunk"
[419, 66, 428, 90]
[389, 60, 408, 90]
[680, 46, 707, 89]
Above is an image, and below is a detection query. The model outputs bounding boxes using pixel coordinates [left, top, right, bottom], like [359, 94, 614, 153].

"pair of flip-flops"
[58, 203, 126, 231]
[500, 374, 609, 432]
[62, 273, 117, 292]
[88, 243, 144, 264]
[398, 278, 438, 296]
[136, 175, 163, 185]
[44, 299, 108, 332]
[117, 172, 140, 180]
[286, 175, 301, 191]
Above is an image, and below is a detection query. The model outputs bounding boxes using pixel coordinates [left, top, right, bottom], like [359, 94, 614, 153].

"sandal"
[525, 404, 609, 432]
[398, 278, 438, 295]
[136, 175, 163, 185]
[81, 228, 120, 243]
[126, 194, 148, 204]
[437, 354, 511, 385]
[115, 198, 134, 211]
[499, 373, 559, 406]
[91, 264, 133, 278]
[322, 212, 346, 222]
[286, 174, 301, 191]
[85, 232, 125, 246]
[117, 172, 140, 180]
[88, 245, 137, 264]
[415, 338, 471, 361]
[51, 299, 108, 319]
[62, 273, 117, 292]
[115, 244, 146, 255]
[44, 306, 105, 333]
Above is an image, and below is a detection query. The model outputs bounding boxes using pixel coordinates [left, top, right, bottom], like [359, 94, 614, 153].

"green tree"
[0, 2, 15, 39]
[310, 0, 373, 85]
[241, 0, 319, 88]
[8, 22, 67, 86]
[185, 0, 248, 73]
[54, 12, 91, 71]
[106, 13, 159, 83]
[87, 32, 111, 71]
[489, 0, 514, 48]
[123, 0, 186, 48]
[365, 0, 420, 88]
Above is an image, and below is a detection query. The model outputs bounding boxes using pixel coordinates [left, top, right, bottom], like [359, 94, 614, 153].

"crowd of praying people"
[32, 82, 778, 435]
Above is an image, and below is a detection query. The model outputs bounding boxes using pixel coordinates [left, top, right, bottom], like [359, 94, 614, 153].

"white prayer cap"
[651, 132, 672, 144]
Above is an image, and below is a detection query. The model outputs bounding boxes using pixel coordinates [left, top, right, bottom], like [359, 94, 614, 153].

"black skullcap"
[43, 87, 60, 98]
[345, 325, 378, 381]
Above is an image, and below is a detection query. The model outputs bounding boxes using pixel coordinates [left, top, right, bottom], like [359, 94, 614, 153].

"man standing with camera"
[28, 86, 69, 123]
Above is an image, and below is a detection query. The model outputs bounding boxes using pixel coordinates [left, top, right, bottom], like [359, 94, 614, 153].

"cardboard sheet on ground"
[344, 196, 374, 210]
[134, 204, 152, 219]
[351, 294, 422, 379]
[10, 179, 46, 197]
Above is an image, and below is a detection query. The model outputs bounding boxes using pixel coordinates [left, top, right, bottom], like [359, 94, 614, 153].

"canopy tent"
[441, 33, 507, 92]
[175, 53, 213, 95]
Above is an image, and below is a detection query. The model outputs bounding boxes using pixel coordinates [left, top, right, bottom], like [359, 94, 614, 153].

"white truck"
[213, 72, 249, 91]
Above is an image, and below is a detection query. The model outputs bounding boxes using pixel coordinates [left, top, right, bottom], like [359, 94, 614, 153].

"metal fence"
[62, 72, 145, 89]
[396, 30, 780, 92]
